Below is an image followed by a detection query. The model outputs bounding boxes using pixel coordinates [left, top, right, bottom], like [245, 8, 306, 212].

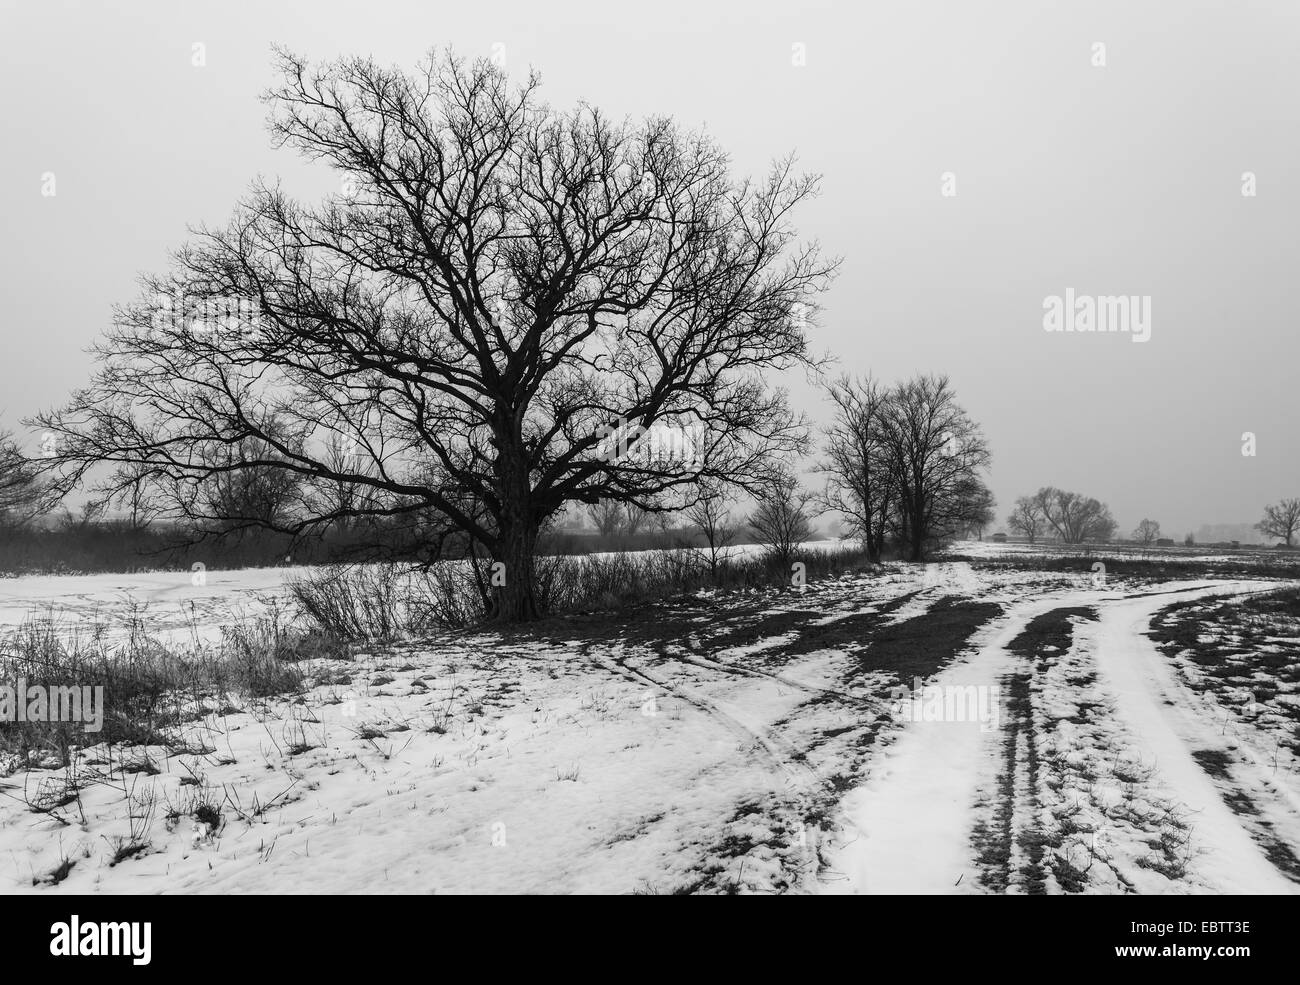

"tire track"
[825, 595, 1075, 894]
[583, 645, 830, 893]
[1081, 583, 1300, 894]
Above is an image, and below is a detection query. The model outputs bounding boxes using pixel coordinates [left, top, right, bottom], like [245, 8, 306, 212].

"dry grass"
[0, 599, 344, 770]
[288, 545, 875, 641]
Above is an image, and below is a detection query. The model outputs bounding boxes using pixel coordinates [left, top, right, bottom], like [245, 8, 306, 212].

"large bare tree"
[29, 50, 833, 621]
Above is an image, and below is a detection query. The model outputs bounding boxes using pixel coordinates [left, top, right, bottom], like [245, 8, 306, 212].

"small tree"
[816, 374, 894, 561]
[111, 464, 163, 532]
[1257, 498, 1300, 547]
[1006, 495, 1045, 543]
[313, 435, 379, 534]
[957, 481, 997, 540]
[622, 503, 650, 537]
[684, 483, 739, 578]
[749, 468, 816, 569]
[63, 499, 106, 533]
[879, 375, 992, 560]
[196, 437, 303, 540]
[1132, 518, 1161, 546]
[587, 501, 625, 538]
[1033, 487, 1117, 544]
[0, 431, 46, 527]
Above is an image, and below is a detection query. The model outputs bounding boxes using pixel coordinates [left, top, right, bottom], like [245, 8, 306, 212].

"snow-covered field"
[0, 540, 809, 645]
[0, 566, 312, 647]
[3, 543, 1299, 894]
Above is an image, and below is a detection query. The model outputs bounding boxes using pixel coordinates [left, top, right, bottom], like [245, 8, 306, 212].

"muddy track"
[572, 583, 1010, 892]
[1082, 584, 1300, 893]
[515, 576, 1300, 894]
[973, 606, 1096, 894]
[827, 584, 1300, 895]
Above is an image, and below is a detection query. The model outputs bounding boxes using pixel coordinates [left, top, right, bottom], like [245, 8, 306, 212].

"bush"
[289, 545, 876, 640]
[287, 563, 484, 640]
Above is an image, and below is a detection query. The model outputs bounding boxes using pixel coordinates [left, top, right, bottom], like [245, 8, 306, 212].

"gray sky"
[2, 0, 1297, 537]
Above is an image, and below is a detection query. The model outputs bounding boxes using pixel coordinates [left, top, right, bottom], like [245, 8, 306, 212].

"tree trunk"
[488, 430, 544, 622]
[491, 517, 540, 621]
[867, 524, 883, 563]
[909, 496, 925, 561]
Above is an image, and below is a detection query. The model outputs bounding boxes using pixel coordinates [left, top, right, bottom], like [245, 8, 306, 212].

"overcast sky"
[2, 0, 1297, 537]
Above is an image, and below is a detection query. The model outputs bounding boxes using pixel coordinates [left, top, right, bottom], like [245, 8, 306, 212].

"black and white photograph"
[0, 0, 1295, 952]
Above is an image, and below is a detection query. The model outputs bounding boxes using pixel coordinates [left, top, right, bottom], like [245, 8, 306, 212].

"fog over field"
[3, 1, 1299, 535]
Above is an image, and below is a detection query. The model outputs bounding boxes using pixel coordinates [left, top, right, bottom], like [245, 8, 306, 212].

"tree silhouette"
[29, 49, 833, 621]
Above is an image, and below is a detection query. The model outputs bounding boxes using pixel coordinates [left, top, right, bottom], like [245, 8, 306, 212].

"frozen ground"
[2, 543, 1299, 894]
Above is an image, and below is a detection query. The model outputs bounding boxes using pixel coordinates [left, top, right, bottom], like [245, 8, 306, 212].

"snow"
[0, 566, 309, 646]
[3, 548, 1299, 894]
[1082, 584, 1300, 894]
[826, 591, 1108, 893]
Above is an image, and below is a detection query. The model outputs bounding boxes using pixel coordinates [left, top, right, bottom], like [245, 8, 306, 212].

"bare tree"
[622, 502, 650, 537]
[587, 500, 625, 538]
[194, 437, 304, 539]
[0, 431, 46, 527]
[1006, 496, 1044, 543]
[311, 435, 379, 533]
[816, 375, 895, 561]
[1132, 518, 1161, 546]
[684, 482, 739, 577]
[62, 499, 106, 533]
[749, 467, 816, 569]
[108, 462, 163, 531]
[1033, 487, 1117, 544]
[879, 375, 992, 561]
[29, 49, 833, 621]
[957, 480, 997, 540]
[1257, 498, 1300, 547]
